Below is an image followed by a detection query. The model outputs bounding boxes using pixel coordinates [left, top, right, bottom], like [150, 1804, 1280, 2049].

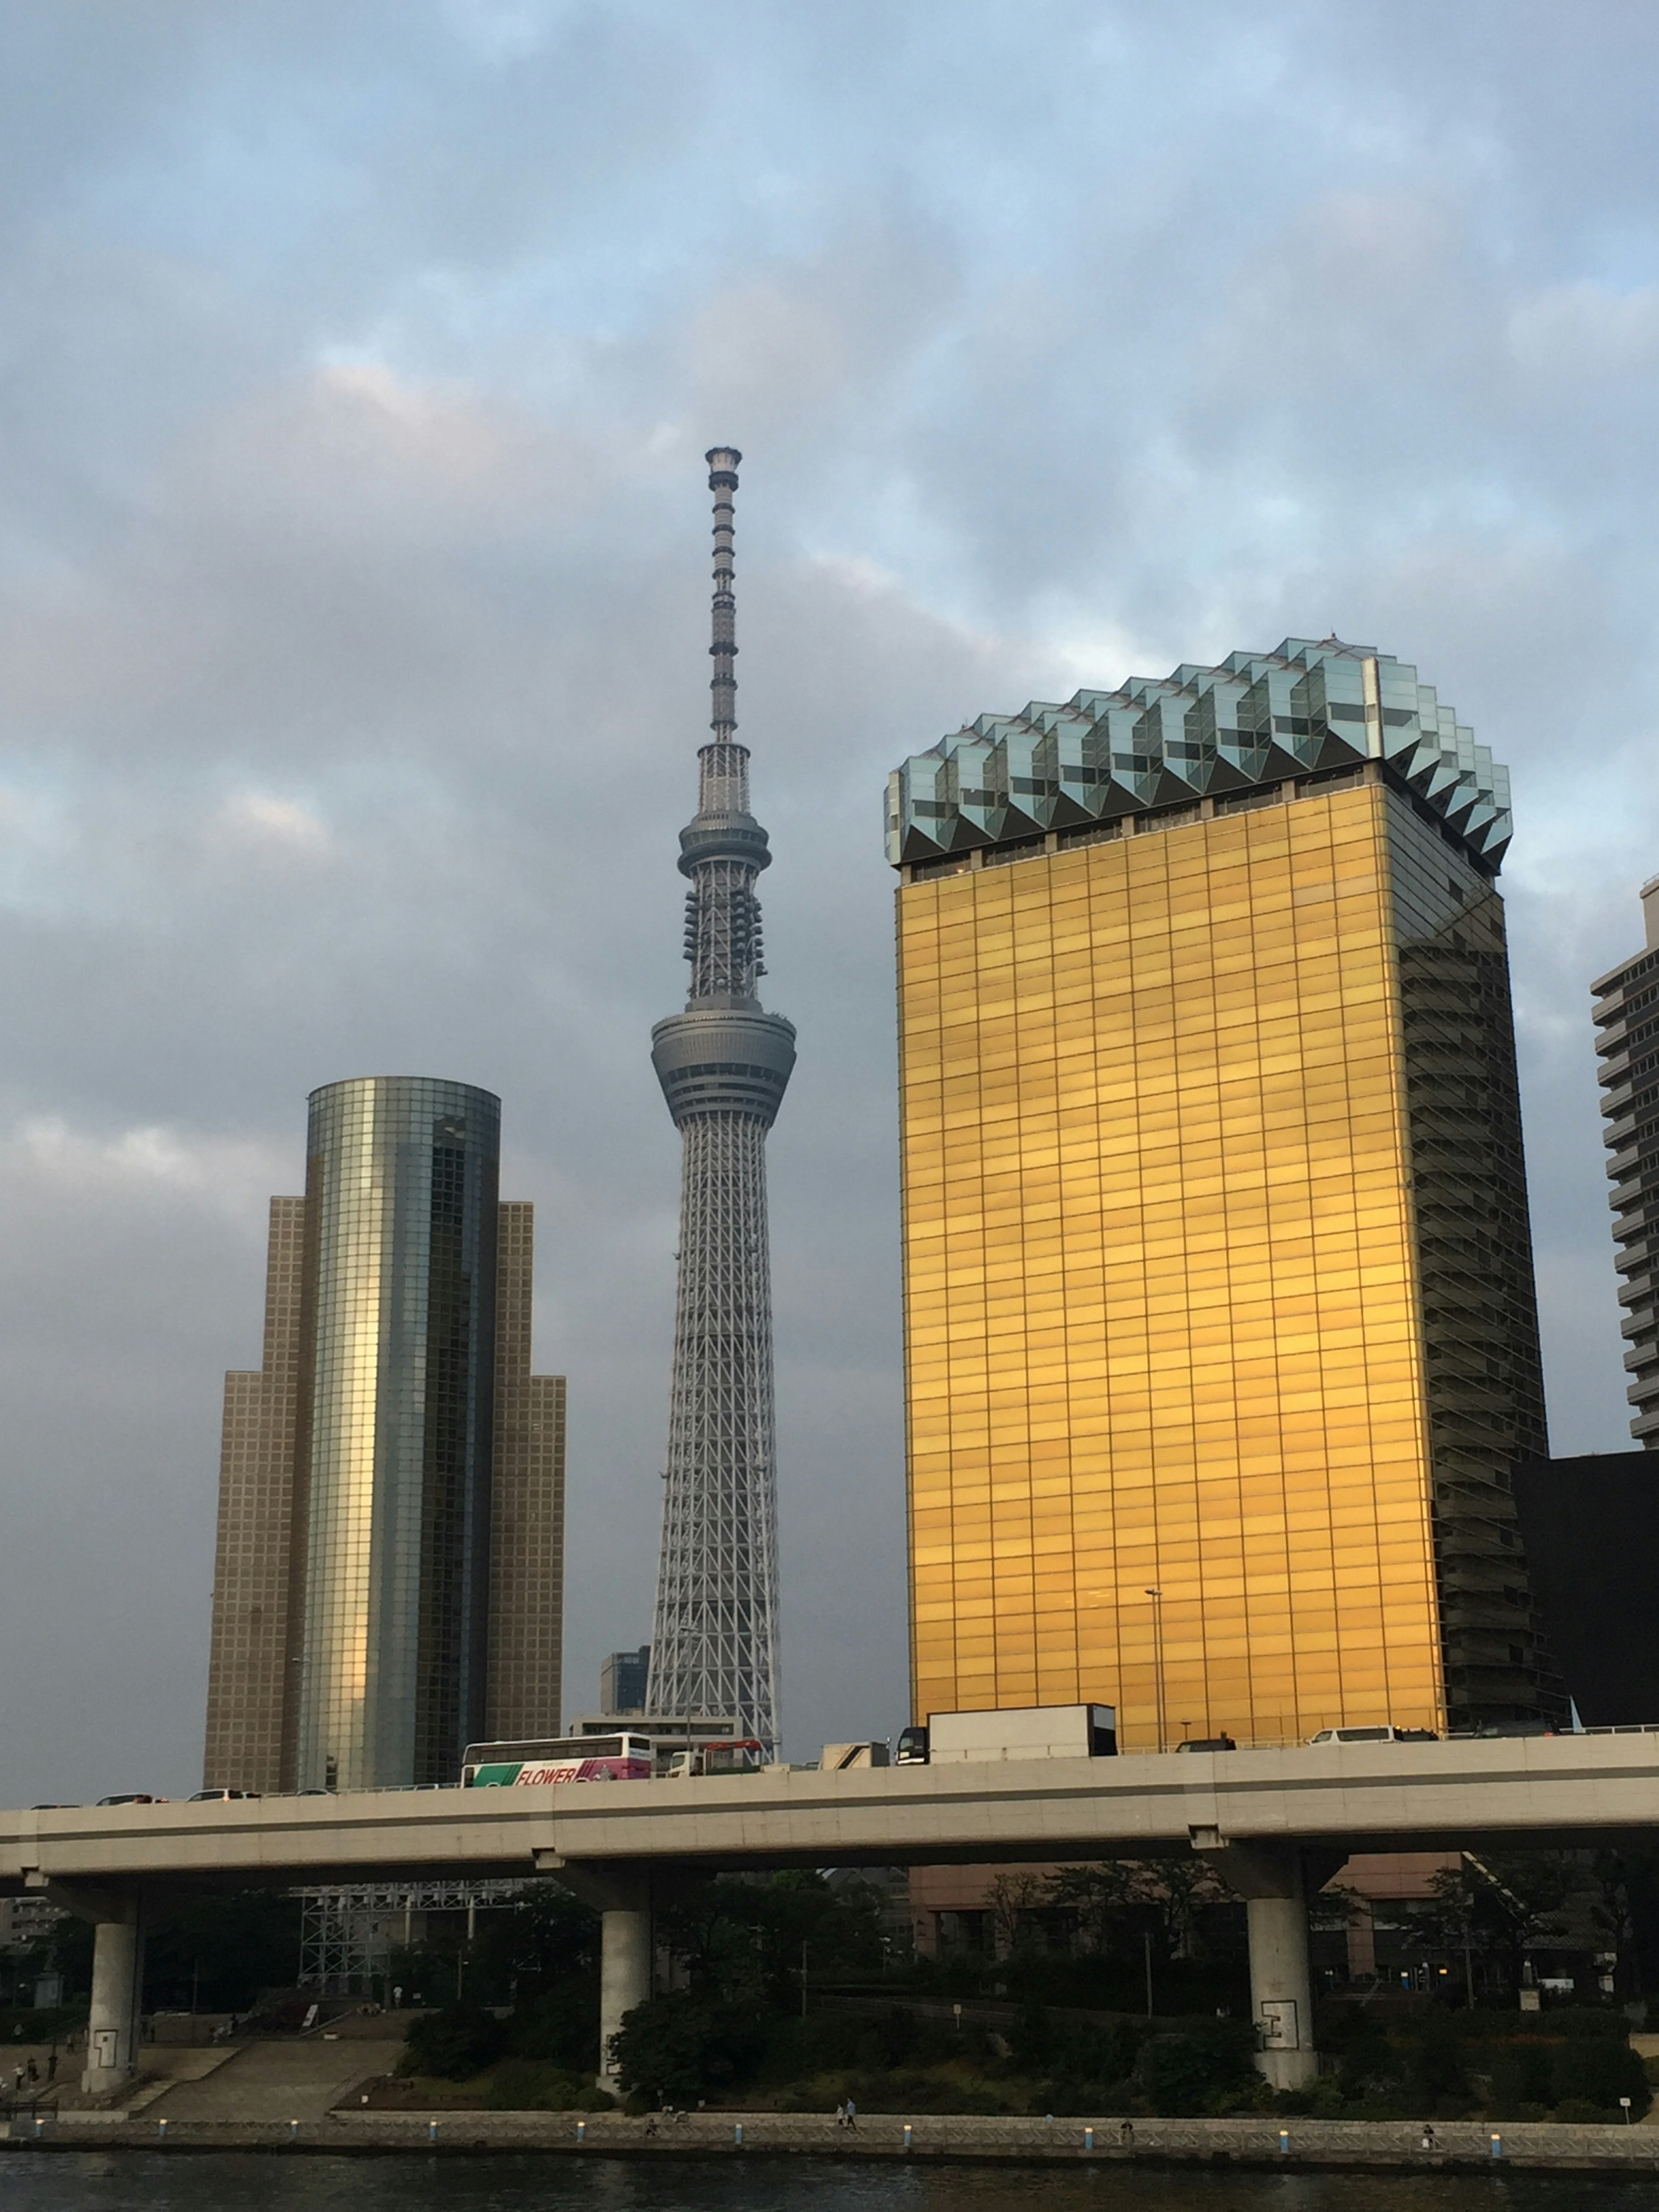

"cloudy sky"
[1, 0, 1656, 1798]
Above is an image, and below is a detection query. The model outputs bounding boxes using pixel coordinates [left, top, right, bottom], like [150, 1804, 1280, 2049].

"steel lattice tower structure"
[646, 448, 795, 1754]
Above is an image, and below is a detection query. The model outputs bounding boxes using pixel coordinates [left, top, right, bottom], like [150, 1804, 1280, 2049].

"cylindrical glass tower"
[291, 1077, 501, 1791]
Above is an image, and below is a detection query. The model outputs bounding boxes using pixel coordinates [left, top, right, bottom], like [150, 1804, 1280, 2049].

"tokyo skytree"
[646, 448, 795, 1754]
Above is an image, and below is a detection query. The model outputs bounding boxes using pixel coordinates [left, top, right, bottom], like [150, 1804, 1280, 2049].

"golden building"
[889, 639, 1556, 1749]
[203, 1078, 566, 1793]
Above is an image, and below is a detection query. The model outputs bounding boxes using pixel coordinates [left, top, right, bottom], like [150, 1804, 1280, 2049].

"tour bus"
[461, 1732, 655, 1787]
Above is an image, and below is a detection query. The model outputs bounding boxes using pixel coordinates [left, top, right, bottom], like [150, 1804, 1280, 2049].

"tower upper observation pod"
[647, 449, 794, 1754]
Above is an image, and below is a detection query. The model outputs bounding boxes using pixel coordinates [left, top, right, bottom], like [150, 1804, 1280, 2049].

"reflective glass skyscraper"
[203, 1076, 566, 1793]
[293, 1077, 499, 1791]
[646, 449, 795, 1752]
[888, 639, 1559, 1746]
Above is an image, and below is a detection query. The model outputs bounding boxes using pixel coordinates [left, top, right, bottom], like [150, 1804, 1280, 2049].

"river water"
[0, 2157, 1654, 2212]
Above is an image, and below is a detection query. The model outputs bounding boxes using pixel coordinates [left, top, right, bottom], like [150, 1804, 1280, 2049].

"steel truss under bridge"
[296, 1878, 528, 1995]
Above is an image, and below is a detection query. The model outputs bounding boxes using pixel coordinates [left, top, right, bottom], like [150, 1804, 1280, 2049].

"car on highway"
[1306, 1726, 1437, 1746]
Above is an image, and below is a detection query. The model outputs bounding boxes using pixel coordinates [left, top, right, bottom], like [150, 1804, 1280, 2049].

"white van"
[1306, 1724, 1437, 1746]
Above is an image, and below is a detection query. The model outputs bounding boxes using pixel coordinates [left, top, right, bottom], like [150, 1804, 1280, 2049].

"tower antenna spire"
[707, 445, 740, 744]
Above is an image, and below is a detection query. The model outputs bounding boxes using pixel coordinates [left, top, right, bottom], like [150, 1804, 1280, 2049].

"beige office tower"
[486, 1201, 569, 1741]
[202, 1078, 566, 1793]
[201, 1198, 308, 1796]
[888, 639, 1560, 1749]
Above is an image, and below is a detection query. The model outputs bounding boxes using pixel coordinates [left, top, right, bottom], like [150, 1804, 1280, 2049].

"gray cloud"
[0, 0, 1655, 1798]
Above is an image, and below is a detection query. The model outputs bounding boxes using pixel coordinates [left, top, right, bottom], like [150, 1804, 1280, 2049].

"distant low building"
[600, 1645, 651, 1715]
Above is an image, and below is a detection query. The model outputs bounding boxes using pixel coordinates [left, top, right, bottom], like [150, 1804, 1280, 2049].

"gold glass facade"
[898, 768, 1551, 1749]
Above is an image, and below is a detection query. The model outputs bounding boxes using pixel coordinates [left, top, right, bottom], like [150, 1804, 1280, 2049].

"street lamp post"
[1145, 1587, 1167, 1754]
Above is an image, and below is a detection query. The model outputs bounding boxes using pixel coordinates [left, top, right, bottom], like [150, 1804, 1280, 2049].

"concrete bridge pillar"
[1198, 1842, 1320, 2089]
[540, 1861, 657, 2085]
[599, 1893, 653, 2085]
[55, 1889, 144, 2098]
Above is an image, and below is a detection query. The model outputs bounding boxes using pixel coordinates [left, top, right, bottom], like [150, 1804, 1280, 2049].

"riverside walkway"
[8, 2108, 1659, 2173]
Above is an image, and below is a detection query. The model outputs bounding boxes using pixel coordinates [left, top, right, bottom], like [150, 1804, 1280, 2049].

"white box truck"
[899, 1703, 1117, 1765]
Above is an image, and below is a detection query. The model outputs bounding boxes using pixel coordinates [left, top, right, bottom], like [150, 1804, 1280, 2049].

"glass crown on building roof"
[886, 636, 1512, 873]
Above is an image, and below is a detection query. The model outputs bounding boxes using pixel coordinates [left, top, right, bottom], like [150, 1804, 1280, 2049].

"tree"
[466, 1880, 599, 2005]
[1407, 1852, 1574, 1994]
[657, 1872, 887, 2007]
[1045, 1858, 1236, 1965]
[397, 2002, 508, 2080]
[986, 1873, 1049, 1958]
[607, 1990, 762, 2104]
[1131, 2023, 1258, 2115]
[1584, 1847, 1659, 2003]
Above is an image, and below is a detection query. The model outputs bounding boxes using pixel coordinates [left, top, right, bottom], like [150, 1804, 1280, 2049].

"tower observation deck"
[646, 448, 795, 1754]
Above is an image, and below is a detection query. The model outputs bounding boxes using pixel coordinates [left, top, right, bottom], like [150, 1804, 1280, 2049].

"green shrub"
[1336, 2032, 1396, 2104]
[839, 2067, 1017, 2115]
[1487, 2041, 1554, 2117]
[1405, 2019, 1471, 2115]
[1038, 2016, 1147, 2114]
[396, 2003, 508, 2080]
[505, 1982, 599, 2071]
[1545, 2009, 1631, 2040]
[482, 2059, 612, 2111]
[608, 1991, 763, 2104]
[1550, 2037, 1650, 2118]
[1131, 2024, 1257, 2116]
[1554, 2097, 1610, 2123]
[852, 2006, 922, 2069]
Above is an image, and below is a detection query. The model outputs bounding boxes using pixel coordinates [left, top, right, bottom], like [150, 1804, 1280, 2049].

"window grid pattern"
[486, 1201, 567, 1740]
[897, 782, 1450, 1749]
[1592, 918, 1659, 1448]
[202, 1196, 307, 1792]
[1386, 791, 1560, 1725]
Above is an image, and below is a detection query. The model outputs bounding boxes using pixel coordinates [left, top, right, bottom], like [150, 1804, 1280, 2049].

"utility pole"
[1145, 1587, 1167, 1753]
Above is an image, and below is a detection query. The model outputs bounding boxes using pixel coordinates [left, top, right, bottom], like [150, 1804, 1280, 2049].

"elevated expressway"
[7, 1732, 1657, 2095]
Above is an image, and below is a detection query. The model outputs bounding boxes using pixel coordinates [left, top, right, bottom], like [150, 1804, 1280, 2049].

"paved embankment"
[9, 2110, 1659, 2171]
[142, 2037, 405, 2121]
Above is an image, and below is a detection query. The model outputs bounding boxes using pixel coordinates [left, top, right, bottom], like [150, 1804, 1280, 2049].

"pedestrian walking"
[26, 2058, 38, 2085]
[47, 2053, 58, 2085]
[845, 2097, 858, 2132]
[1119, 2119, 1135, 2148]
[835, 2101, 846, 2129]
